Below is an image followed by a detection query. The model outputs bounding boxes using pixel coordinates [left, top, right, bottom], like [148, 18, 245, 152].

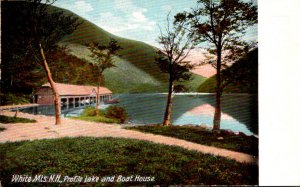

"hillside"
[1, 2, 206, 94]
[197, 48, 258, 93]
[56, 6, 206, 93]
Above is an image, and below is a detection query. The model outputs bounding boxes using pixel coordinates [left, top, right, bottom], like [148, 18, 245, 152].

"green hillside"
[1, 2, 206, 94]
[197, 76, 247, 93]
[56, 6, 206, 93]
[197, 48, 258, 93]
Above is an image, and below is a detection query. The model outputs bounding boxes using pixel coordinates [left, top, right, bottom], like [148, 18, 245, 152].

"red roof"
[42, 83, 112, 96]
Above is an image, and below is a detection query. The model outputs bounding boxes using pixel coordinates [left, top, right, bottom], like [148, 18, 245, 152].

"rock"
[217, 137, 224, 140]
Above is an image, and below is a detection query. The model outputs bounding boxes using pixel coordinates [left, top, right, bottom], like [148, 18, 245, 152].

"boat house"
[34, 83, 112, 108]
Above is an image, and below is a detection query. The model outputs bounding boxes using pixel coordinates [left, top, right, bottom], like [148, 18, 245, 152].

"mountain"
[197, 48, 258, 93]
[1, 2, 206, 94]
[54, 6, 206, 93]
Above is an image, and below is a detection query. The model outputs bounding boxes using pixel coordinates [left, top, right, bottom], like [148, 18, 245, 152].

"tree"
[156, 14, 194, 126]
[88, 38, 122, 112]
[175, 0, 257, 131]
[25, 0, 81, 124]
[1, 1, 44, 94]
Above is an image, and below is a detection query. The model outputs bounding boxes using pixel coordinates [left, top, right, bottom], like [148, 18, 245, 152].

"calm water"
[18, 93, 258, 135]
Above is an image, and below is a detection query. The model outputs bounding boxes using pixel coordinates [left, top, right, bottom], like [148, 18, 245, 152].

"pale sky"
[54, 0, 257, 48]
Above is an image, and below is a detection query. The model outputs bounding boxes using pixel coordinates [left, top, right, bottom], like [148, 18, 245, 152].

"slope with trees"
[1, 0, 81, 124]
[0, 2, 206, 97]
[198, 48, 258, 93]
[175, 0, 257, 130]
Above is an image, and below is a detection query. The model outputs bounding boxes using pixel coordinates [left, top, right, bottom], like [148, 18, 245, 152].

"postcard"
[0, 0, 258, 186]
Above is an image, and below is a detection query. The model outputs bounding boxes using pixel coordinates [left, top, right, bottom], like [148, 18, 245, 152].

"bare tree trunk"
[213, 47, 222, 131]
[95, 74, 103, 115]
[39, 43, 61, 125]
[14, 108, 19, 118]
[96, 85, 100, 115]
[163, 79, 174, 126]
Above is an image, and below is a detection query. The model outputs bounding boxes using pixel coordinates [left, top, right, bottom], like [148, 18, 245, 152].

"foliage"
[0, 93, 31, 106]
[0, 115, 37, 124]
[105, 106, 128, 123]
[174, 0, 257, 69]
[71, 106, 125, 124]
[0, 1, 81, 94]
[198, 48, 258, 93]
[88, 39, 122, 74]
[88, 38, 122, 87]
[0, 137, 258, 186]
[156, 13, 195, 83]
[156, 13, 195, 126]
[81, 106, 102, 117]
[72, 107, 118, 123]
[47, 48, 99, 85]
[127, 125, 258, 156]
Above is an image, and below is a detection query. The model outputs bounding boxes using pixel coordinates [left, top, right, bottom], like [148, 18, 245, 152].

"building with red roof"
[34, 83, 112, 106]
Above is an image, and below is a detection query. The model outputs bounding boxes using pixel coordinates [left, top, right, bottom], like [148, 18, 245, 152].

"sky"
[54, 0, 257, 48]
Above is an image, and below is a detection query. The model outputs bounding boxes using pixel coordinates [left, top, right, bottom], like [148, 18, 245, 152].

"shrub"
[82, 107, 104, 117]
[0, 93, 30, 106]
[105, 106, 128, 123]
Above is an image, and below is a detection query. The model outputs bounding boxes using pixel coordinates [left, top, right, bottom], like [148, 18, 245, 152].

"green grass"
[126, 125, 258, 156]
[0, 115, 36, 124]
[0, 137, 258, 186]
[71, 115, 119, 124]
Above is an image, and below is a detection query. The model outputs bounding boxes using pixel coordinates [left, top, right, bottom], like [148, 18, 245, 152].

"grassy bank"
[0, 115, 36, 124]
[126, 125, 258, 156]
[71, 115, 119, 124]
[0, 137, 258, 186]
[70, 106, 127, 124]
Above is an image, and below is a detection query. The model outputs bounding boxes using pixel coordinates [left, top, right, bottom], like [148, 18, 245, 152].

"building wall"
[35, 87, 54, 105]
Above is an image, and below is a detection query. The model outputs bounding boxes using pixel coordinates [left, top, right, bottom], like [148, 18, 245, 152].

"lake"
[18, 93, 258, 136]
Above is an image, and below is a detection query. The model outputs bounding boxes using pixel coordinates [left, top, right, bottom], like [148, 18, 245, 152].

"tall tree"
[88, 38, 122, 112]
[26, 0, 80, 124]
[1, 1, 44, 94]
[175, 0, 257, 131]
[156, 14, 194, 126]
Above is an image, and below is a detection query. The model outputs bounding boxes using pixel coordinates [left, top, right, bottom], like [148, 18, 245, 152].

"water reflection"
[112, 94, 258, 135]
[17, 93, 258, 135]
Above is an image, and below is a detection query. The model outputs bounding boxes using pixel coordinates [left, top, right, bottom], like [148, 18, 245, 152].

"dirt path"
[0, 111, 257, 164]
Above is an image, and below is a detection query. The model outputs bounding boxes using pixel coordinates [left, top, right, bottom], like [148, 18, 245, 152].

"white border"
[259, 0, 300, 185]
